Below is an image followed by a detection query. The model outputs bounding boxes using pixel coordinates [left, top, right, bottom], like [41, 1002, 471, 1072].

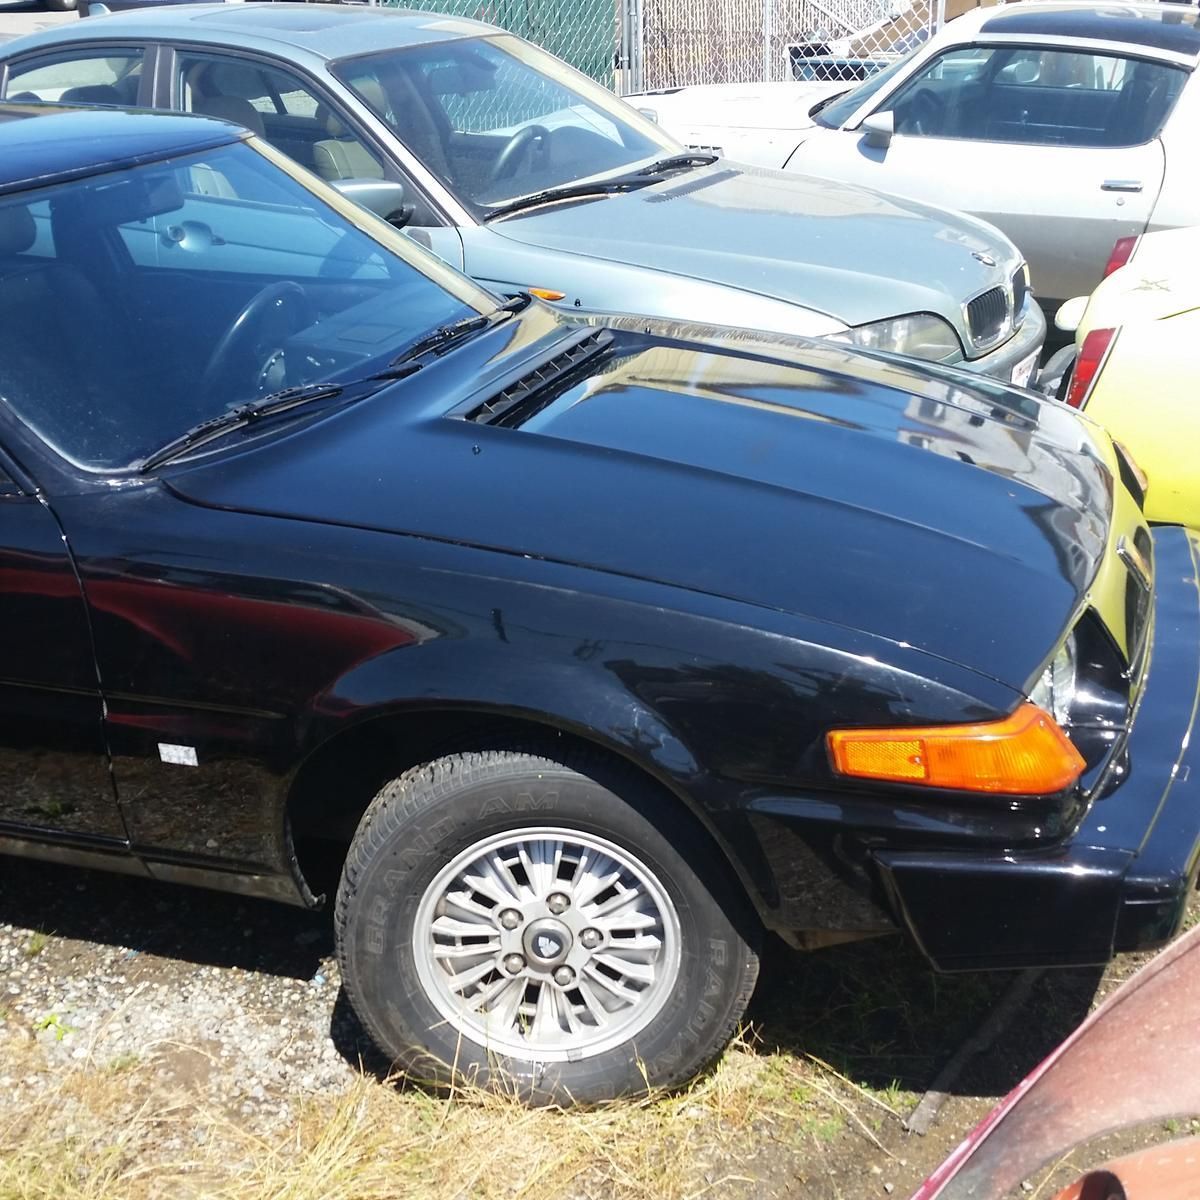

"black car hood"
[168, 325, 1112, 691]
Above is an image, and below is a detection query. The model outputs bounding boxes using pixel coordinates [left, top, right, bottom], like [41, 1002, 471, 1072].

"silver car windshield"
[333, 35, 679, 218]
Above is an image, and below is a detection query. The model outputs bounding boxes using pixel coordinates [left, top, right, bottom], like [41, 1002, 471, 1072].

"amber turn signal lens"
[827, 703, 1086, 795]
[527, 287, 567, 301]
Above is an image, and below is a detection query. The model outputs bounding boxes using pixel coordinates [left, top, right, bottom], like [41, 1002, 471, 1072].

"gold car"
[1049, 228, 1198, 526]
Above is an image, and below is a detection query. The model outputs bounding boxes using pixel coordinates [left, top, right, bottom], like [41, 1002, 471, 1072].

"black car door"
[0, 462, 125, 845]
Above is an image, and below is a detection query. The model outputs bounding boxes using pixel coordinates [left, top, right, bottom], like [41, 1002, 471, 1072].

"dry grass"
[8, 884, 1171, 1200]
[0, 1031, 896, 1200]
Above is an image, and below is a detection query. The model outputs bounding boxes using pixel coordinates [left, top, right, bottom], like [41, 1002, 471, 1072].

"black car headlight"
[1029, 636, 1079, 726]
[829, 314, 963, 363]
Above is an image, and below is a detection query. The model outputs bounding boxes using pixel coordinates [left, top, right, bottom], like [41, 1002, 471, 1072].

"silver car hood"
[486, 162, 1019, 330]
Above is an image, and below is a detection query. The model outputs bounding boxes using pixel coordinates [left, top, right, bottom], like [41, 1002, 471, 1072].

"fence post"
[630, 0, 645, 93]
[762, 0, 774, 82]
[617, 0, 639, 94]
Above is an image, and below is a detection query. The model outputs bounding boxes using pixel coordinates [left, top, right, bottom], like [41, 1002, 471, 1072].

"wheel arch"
[285, 698, 768, 936]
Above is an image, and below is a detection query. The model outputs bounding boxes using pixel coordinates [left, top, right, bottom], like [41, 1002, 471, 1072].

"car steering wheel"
[490, 124, 550, 183]
[909, 89, 946, 136]
[199, 281, 314, 400]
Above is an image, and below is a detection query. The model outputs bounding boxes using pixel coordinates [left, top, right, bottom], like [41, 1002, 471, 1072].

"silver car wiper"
[632, 152, 719, 176]
[483, 155, 717, 222]
[483, 175, 658, 222]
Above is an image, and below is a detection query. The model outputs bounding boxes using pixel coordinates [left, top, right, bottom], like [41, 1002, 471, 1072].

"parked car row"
[634, 1, 1200, 317]
[0, 0, 1196, 1118]
[0, 3, 1045, 382]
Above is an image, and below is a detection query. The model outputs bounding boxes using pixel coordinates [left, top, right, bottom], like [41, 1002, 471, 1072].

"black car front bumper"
[874, 525, 1200, 971]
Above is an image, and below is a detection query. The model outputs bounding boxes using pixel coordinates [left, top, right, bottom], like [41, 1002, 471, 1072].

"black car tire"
[335, 748, 759, 1104]
[43, 0, 78, 11]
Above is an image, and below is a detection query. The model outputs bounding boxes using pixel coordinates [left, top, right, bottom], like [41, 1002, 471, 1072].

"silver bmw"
[0, 3, 1044, 379]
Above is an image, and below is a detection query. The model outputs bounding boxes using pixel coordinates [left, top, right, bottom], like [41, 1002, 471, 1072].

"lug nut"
[498, 908, 522, 930]
[546, 892, 570, 915]
[503, 953, 526, 975]
[552, 966, 575, 986]
[579, 928, 602, 949]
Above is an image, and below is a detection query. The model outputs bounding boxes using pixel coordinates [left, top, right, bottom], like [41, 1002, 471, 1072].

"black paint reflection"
[0, 502, 120, 841]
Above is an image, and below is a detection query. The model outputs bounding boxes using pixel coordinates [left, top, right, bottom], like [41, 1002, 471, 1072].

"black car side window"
[4, 48, 145, 106]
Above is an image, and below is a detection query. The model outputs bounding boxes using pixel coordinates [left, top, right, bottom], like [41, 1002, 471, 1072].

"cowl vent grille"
[464, 330, 612, 428]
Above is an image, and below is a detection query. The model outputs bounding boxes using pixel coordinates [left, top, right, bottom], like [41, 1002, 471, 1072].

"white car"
[631, 2, 1200, 313]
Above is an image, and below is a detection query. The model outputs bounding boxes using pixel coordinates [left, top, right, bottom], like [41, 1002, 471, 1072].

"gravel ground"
[0, 856, 959, 1199]
[1, 854, 1194, 1200]
[0, 859, 360, 1127]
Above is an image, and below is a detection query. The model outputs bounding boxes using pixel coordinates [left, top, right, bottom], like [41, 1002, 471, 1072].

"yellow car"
[1049, 228, 1199, 526]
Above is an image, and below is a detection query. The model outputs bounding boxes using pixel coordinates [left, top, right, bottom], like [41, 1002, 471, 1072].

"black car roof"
[0, 103, 244, 194]
[980, 4, 1200, 57]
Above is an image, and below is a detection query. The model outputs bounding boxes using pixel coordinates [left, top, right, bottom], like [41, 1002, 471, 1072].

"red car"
[914, 923, 1200, 1199]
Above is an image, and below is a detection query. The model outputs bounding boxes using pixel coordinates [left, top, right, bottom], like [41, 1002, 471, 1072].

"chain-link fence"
[384, 0, 947, 95]
[634, 0, 944, 92]
[388, 0, 621, 85]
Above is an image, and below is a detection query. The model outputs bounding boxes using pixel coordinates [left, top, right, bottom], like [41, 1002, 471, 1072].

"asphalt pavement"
[0, 1, 77, 43]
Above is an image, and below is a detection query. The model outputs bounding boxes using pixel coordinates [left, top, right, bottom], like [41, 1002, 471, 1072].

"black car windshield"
[332, 35, 679, 218]
[0, 138, 494, 471]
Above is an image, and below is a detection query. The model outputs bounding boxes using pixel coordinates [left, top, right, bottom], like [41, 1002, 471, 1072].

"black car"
[0, 102, 1197, 1105]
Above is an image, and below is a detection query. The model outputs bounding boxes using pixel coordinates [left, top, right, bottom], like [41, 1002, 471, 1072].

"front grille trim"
[1011, 267, 1028, 324]
[966, 285, 1008, 348]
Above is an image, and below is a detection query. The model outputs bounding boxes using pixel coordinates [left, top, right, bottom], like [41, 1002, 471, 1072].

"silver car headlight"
[1029, 636, 1078, 726]
[829, 314, 963, 363]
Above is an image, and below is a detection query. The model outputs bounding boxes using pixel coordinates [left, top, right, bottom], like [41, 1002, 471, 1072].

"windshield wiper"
[139, 295, 532, 471]
[138, 382, 351, 473]
[809, 89, 852, 120]
[483, 175, 659, 222]
[382, 313, 491, 370]
[380, 293, 530, 373]
[483, 155, 718, 222]
[632, 152, 719, 176]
